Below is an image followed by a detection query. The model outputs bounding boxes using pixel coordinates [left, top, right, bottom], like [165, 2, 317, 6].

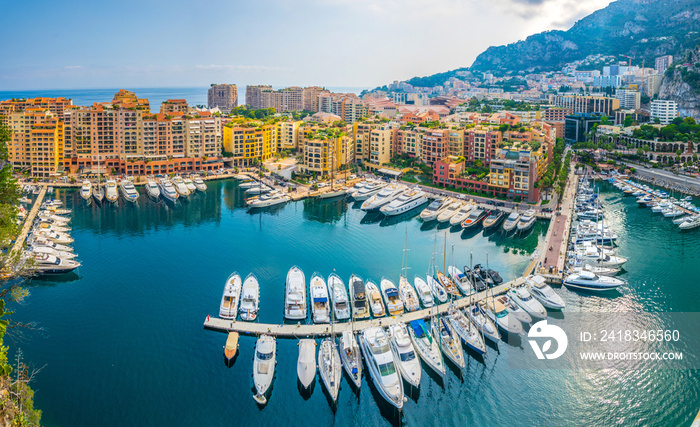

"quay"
[10, 185, 47, 256]
[203, 279, 520, 337]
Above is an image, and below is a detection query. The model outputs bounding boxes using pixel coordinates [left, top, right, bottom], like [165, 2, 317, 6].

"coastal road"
[611, 158, 700, 193]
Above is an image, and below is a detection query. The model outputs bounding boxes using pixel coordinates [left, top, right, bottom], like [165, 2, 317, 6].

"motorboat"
[435, 270, 460, 297]
[680, 215, 700, 230]
[494, 294, 532, 325]
[351, 181, 385, 201]
[239, 273, 260, 321]
[349, 275, 370, 320]
[119, 179, 139, 203]
[379, 188, 427, 216]
[339, 331, 362, 389]
[247, 191, 290, 208]
[447, 306, 486, 355]
[407, 319, 445, 376]
[43, 206, 71, 216]
[318, 186, 348, 200]
[224, 332, 239, 362]
[27, 236, 73, 252]
[448, 265, 473, 295]
[145, 178, 160, 199]
[92, 184, 105, 204]
[310, 273, 330, 323]
[193, 175, 207, 192]
[525, 275, 565, 310]
[238, 180, 259, 189]
[171, 176, 191, 198]
[662, 208, 684, 218]
[318, 338, 342, 403]
[571, 246, 626, 268]
[398, 276, 420, 312]
[516, 209, 537, 232]
[219, 272, 242, 320]
[328, 273, 351, 321]
[33, 230, 73, 245]
[25, 245, 76, 260]
[420, 198, 450, 221]
[80, 180, 92, 201]
[480, 298, 523, 335]
[284, 266, 307, 320]
[388, 323, 421, 389]
[364, 280, 386, 317]
[508, 287, 547, 319]
[449, 203, 474, 226]
[413, 276, 435, 308]
[569, 265, 621, 277]
[105, 179, 119, 204]
[502, 211, 520, 232]
[30, 253, 80, 274]
[564, 271, 626, 292]
[347, 180, 369, 195]
[360, 183, 406, 211]
[466, 265, 489, 291]
[482, 209, 505, 230]
[158, 178, 179, 202]
[245, 185, 272, 195]
[465, 304, 500, 343]
[461, 208, 487, 229]
[297, 339, 316, 390]
[34, 222, 70, 234]
[252, 335, 276, 404]
[358, 327, 404, 409]
[427, 275, 448, 303]
[672, 215, 691, 225]
[183, 177, 197, 193]
[436, 200, 463, 223]
[380, 278, 404, 316]
[434, 316, 465, 369]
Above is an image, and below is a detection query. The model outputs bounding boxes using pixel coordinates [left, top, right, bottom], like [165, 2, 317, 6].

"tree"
[600, 115, 610, 125]
[0, 122, 21, 265]
[622, 116, 634, 127]
[636, 148, 644, 157]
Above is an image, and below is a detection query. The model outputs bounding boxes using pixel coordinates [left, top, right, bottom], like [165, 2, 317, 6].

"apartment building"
[369, 126, 393, 165]
[616, 89, 641, 110]
[207, 84, 238, 112]
[298, 125, 353, 175]
[222, 123, 278, 167]
[5, 109, 65, 176]
[465, 127, 502, 164]
[276, 120, 302, 150]
[542, 108, 573, 121]
[489, 148, 541, 202]
[552, 95, 619, 116]
[655, 55, 674, 73]
[160, 99, 190, 114]
[245, 85, 330, 112]
[420, 129, 449, 166]
[0, 97, 73, 117]
[650, 100, 678, 125]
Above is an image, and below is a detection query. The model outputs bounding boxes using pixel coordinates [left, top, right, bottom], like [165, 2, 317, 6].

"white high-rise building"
[650, 100, 678, 125]
[616, 89, 641, 110]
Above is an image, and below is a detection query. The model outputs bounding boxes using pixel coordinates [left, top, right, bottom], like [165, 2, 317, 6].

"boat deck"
[203, 279, 521, 337]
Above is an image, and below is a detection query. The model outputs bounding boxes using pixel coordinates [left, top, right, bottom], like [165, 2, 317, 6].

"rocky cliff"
[659, 45, 700, 120]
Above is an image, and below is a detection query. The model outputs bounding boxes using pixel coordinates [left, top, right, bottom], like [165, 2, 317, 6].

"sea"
[0, 86, 369, 112]
[9, 179, 700, 426]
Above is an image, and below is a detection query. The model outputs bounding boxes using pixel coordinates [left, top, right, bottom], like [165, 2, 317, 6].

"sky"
[0, 0, 613, 91]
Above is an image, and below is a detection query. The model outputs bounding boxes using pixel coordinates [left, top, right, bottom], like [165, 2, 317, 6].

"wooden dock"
[10, 185, 47, 256]
[203, 278, 523, 337]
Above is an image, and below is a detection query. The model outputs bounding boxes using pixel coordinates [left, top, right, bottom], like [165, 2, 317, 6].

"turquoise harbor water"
[10, 179, 700, 426]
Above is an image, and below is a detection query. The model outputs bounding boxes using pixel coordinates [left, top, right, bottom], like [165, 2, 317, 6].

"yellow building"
[298, 125, 353, 176]
[276, 120, 303, 150]
[223, 123, 278, 167]
[369, 127, 393, 165]
[5, 109, 65, 176]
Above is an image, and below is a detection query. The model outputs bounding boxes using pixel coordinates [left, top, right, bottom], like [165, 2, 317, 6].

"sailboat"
[434, 316, 465, 369]
[407, 319, 445, 376]
[339, 330, 362, 389]
[318, 144, 347, 199]
[319, 288, 342, 404]
[398, 229, 420, 311]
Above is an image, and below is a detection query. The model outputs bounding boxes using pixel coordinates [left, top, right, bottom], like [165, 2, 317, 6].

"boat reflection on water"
[379, 208, 422, 227]
[302, 198, 348, 224]
[223, 180, 248, 211]
[360, 211, 384, 225]
[247, 203, 286, 216]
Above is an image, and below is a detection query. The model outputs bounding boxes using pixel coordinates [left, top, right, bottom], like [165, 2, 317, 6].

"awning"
[377, 168, 402, 178]
[385, 288, 399, 297]
[313, 297, 328, 303]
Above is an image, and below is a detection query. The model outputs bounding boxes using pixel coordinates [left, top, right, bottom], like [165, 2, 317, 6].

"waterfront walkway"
[10, 185, 47, 256]
[203, 279, 523, 337]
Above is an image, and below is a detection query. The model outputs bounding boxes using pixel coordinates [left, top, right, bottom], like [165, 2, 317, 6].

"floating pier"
[10, 185, 47, 256]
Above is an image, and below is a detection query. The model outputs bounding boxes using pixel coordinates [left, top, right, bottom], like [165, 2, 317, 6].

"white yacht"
[27, 236, 73, 253]
[310, 273, 331, 323]
[252, 335, 276, 404]
[508, 287, 547, 319]
[380, 278, 405, 316]
[329, 273, 351, 320]
[193, 175, 207, 192]
[525, 275, 566, 310]
[80, 180, 92, 201]
[349, 275, 370, 320]
[679, 215, 700, 230]
[481, 298, 523, 335]
[239, 273, 260, 321]
[297, 339, 316, 390]
[359, 327, 404, 409]
[284, 266, 307, 320]
[119, 179, 139, 203]
[448, 265, 473, 295]
[434, 316, 465, 369]
[360, 183, 406, 211]
[247, 191, 290, 208]
[30, 253, 80, 274]
[564, 271, 626, 292]
[388, 323, 421, 389]
[495, 294, 532, 325]
[245, 185, 272, 195]
[33, 230, 73, 245]
[502, 211, 521, 232]
[351, 182, 385, 201]
[347, 180, 369, 195]
[318, 339, 342, 403]
[461, 208, 487, 228]
[105, 179, 119, 204]
[339, 331, 362, 389]
[238, 180, 259, 189]
[158, 178, 179, 202]
[145, 178, 160, 199]
[516, 209, 536, 232]
[420, 198, 450, 221]
[572, 246, 627, 268]
[407, 319, 445, 377]
[436, 200, 463, 223]
[171, 176, 191, 198]
[364, 280, 386, 317]
[34, 222, 70, 234]
[465, 303, 501, 343]
[413, 276, 434, 308]
[379, 189, 427, 216]
[448, 306, 486, 355]
[398, 276, 420, 312]
[183, 177, 197, 192]
[449, 203, 474, 226]
[219, 272, 242, 320]
[26, 245, 76, 260]
[427, 274, 448, 303]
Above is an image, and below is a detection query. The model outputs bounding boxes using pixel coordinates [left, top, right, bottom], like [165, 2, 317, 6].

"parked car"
[542, 208, 553, 213]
